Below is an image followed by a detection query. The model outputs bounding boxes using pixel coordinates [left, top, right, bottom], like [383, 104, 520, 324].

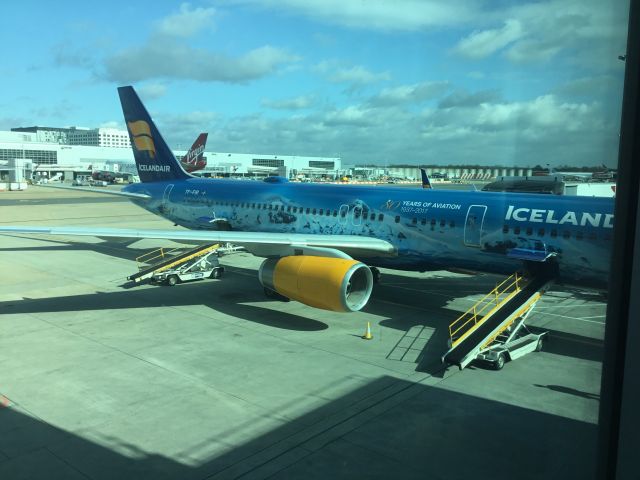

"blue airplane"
[0, 86, 615, 312]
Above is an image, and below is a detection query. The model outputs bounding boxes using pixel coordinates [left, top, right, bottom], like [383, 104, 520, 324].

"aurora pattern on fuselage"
[122, 178, 614, 289]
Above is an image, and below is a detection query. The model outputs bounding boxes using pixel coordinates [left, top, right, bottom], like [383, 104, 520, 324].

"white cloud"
[261, 95, 315, 110]
[331, 65, 391, 85]
[453, 19, 523, 59]
[98, 121, 122, 129]
[368, 81, 450, 107]
[138, 83, 167, 100]
[425, 94, 602, 136]
[438, 89, 500, 109]
[233, 0, 478, 31]
[155, 90, 617, 168]
[322, 105, 377, 127]
[155, 3, 216, 38]
[104, 43, 299, 83]
[102, 3, 298, 83]
[452, 0, 628, 66]
[314, 61, 390, 88]
[554, 75, 620, 98]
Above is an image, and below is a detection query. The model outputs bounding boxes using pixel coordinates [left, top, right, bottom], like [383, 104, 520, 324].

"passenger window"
[526, 227, 533, 235]
[503, 225, 509, 233]
[421, 218, 427, 225]
[430, 219, 436, 226]
[563, 231, 571, 239]
[306, 208, 310, 214]
[538, 228, 545, 236]
[287, 206, 291, 212]
[440, 219, 445, 227]
[449, 221, 455, 228]
[340, 209, 346, 217]
[576, 231, 584, 240]
[412, 218, 417, 225]
[514, 227, 521, 234]
[319, 209, 323, 215]
[333, 210, 338, 217]
[551, 229, 557, 238]
[370, 213, 376, 221]
[395, 215, 400, 223]
[312, 208, 317, 215]
[378, 213, 384, 221]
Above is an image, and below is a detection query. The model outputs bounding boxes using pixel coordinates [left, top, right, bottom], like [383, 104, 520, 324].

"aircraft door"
[161, 184, 174, 214]
[338, 204, 349, 225]
[464, 205, 487, 247]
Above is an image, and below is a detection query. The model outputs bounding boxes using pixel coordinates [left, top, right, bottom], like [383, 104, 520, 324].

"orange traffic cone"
[362, 321, 373, 340]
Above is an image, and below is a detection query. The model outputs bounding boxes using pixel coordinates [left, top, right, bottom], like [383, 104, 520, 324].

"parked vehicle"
[151, 252, 224, 286]
[72, 176, 91, 186]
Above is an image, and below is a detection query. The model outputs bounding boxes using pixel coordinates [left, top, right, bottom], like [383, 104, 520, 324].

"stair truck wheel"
[210, 268, 224, 279]
[167, 275, 179, 286]
[494, 352, 506, 370]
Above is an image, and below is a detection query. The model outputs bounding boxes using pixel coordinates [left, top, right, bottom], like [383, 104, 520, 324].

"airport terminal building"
[0, 127, 342, 183]
[1, 126, 535, 187]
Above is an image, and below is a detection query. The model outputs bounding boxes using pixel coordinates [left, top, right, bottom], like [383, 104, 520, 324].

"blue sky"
[0, 0, 630, 167]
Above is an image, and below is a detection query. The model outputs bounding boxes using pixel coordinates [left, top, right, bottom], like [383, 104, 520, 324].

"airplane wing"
[0, 226, 397, 258]
[34, 184, 151, 200]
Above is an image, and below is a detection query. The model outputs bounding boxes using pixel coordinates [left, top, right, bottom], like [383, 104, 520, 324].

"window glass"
[2, 2, 629, 479]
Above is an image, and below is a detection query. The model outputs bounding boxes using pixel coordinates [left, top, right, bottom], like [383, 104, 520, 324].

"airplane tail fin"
[181, 133, 208, 173]
[118, 86, 191, 183]
[420, 168, 432, 189]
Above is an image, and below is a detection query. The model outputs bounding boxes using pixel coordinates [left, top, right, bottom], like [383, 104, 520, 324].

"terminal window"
[252, 159, 284, 167]
[308, 161, 335, 169]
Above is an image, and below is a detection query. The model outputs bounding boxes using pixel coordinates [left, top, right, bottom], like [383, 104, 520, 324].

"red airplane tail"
[181, 133, 208, 173]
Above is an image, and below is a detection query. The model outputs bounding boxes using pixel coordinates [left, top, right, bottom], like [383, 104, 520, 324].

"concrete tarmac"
[0, 186, 605, 479]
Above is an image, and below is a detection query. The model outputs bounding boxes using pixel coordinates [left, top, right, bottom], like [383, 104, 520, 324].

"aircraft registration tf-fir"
[0, 86, 615, 312]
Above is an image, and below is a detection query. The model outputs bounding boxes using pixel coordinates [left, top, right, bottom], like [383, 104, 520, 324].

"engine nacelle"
[258, 256, 373, 312]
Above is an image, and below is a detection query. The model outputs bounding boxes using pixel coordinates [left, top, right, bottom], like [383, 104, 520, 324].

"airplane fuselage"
[124, 178, 614, 289]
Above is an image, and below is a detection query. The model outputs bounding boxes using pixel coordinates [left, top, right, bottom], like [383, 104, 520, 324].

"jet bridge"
[442, 272, 554, 370]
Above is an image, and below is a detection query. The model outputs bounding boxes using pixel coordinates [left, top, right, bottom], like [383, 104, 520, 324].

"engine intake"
[259, 256, 373, 312]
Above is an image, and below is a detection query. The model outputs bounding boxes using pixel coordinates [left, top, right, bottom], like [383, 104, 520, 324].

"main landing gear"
[370, 267, 381, 284]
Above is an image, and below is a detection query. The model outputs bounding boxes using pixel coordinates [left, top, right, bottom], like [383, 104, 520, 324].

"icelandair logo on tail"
[139, 164, 170, 172]
[127, 120, 156, 158]
[505, 205, 613, 228]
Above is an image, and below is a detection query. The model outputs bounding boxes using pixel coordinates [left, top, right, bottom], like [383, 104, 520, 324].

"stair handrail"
[448, 272, 524, 346]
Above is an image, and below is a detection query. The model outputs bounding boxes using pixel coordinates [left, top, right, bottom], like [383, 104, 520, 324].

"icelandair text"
[140, 164, 170, 172]
[505, 205, 613, 228]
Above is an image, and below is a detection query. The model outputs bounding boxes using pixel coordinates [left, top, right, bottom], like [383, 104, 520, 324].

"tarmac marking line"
[539, 311, 606, 324]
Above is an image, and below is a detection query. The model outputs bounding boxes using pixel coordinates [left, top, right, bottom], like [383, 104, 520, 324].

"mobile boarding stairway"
[128, 243, 222, 284]
[441, 271, 555, 370]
